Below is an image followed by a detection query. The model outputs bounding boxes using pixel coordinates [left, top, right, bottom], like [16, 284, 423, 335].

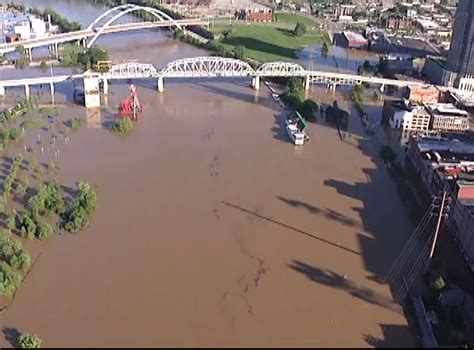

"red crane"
[117, 84, 142, 121]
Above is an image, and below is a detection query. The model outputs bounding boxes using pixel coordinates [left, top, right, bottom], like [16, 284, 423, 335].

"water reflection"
[86, 107, 102, 128]
[299, 44, 379, 74]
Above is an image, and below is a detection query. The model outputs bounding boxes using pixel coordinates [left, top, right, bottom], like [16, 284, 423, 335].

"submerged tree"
[18, 333, 42, 348]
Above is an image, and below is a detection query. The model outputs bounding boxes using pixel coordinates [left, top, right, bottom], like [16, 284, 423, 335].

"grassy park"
[208, 12, 328, 62]
[273, 12, 320, 28]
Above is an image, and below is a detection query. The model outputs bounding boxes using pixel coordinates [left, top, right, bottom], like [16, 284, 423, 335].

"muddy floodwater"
[1, 1, 414, 347]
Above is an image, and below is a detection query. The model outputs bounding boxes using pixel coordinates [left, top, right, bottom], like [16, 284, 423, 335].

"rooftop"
[342, 31, 368, 43]
[425, 103, 469, 117]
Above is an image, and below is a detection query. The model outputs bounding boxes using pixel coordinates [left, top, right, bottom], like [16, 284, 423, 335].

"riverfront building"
[337, 31, 368, 49]
[406, 135, 474, 271]
[425, 103, 470, 132]
[387, 100, 431, 131]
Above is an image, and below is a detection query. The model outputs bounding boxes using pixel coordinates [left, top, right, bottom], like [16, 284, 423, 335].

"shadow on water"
[277, 196, 361, 229]
[271, 113, 291, 143]
[288, 260, 402, 314]
[221, 201, 361, 256]
[190, 80, 282, 113]
[276, 97, 419, 297]
[363, 324, 414, 348]
[2, 327, 21, 348]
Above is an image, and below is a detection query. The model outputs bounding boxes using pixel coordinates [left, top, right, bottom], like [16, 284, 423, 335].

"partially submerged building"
[336, 31, 368, 49]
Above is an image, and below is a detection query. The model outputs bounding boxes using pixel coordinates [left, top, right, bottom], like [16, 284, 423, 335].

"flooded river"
[1, 1, 413, 347]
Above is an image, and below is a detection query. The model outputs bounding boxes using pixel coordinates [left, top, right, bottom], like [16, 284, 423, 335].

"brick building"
[235, 6, 272, 22]
[383, 14, 412, 30]
[406, 86, 440, 104]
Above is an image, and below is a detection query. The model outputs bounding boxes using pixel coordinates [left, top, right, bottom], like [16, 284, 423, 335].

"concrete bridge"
[0, 4, 208, 59]
[0, 57, 444, 102]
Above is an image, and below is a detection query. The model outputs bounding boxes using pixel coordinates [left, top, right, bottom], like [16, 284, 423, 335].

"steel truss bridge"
[0, 56, 464, 98]
[0, 4, 208, 57]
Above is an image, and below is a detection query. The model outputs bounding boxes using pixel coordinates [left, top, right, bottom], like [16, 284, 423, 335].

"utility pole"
[429, 191, 447, 260]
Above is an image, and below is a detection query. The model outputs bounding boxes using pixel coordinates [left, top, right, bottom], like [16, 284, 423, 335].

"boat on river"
[286, 111, 309, 146]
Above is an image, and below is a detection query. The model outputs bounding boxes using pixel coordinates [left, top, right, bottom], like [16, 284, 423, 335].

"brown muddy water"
[0, 80, 414, 347]
[1, 2, 414, 347]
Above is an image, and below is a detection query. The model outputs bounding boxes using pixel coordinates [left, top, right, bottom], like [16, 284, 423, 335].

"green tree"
[9, 128, 22, 141]
[351, 84, 365, 108]
[29, 156, 39, 173]
[298, 99, 318, 121]
[17, 212, 37, 239]
[0, 196, 6, 215]
[293, 22, 307, 36]
[233, 45, 246, 60]
[39, 60, 48, 72]
[15, 45, 26, 55]
[18, 334, 42, 348]
[321, 42, 329, 57]
[222, 27, 233, 39]
[373, 91, 381, 103]
[111, 118, 134, 133]
[36, 223, 53, 239]
[431, 276, 446, 291]
[60, 44, 83, 67]
[0, 262, 22, 297]
[16, 182, 27, 197]
[6, 212, 16, 231]
[48, 161, 56, 172]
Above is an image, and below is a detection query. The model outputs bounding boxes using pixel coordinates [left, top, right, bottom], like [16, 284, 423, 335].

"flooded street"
[1, 0, 414, 347]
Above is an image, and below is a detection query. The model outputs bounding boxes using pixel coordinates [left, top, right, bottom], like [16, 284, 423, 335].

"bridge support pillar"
[157, 76, 164, 93]
[252, 76, 260, 90]
[24, 84, 30, 98]
[305, 74, 310, 91]
[50, 82, 55, 104]
[103, 78, 109, 95]
[380, 84, 385, 93]
[54, 43, 59, 59]
[27, 48, 32, 61]
[0, 86, 5, 97]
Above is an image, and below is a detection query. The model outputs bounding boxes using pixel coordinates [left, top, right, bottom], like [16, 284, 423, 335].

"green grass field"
[273, 12, 319, 27]
[210, 23, 328, 62]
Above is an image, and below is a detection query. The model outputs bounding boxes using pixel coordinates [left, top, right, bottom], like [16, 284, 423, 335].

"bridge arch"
[86, 4, 183, 49]
[162, 56, 256, 77]
[256, 62, 307, 76]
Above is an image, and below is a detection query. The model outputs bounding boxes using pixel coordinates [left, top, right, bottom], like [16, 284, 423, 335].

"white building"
[389, 101, 431, 131]
[13, 20, 30, 40]
[30, 16, 46, 37]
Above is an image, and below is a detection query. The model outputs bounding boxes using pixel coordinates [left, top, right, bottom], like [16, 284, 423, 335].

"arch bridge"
[85, 4, 184, 48]
[0, 4, 206, 57]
